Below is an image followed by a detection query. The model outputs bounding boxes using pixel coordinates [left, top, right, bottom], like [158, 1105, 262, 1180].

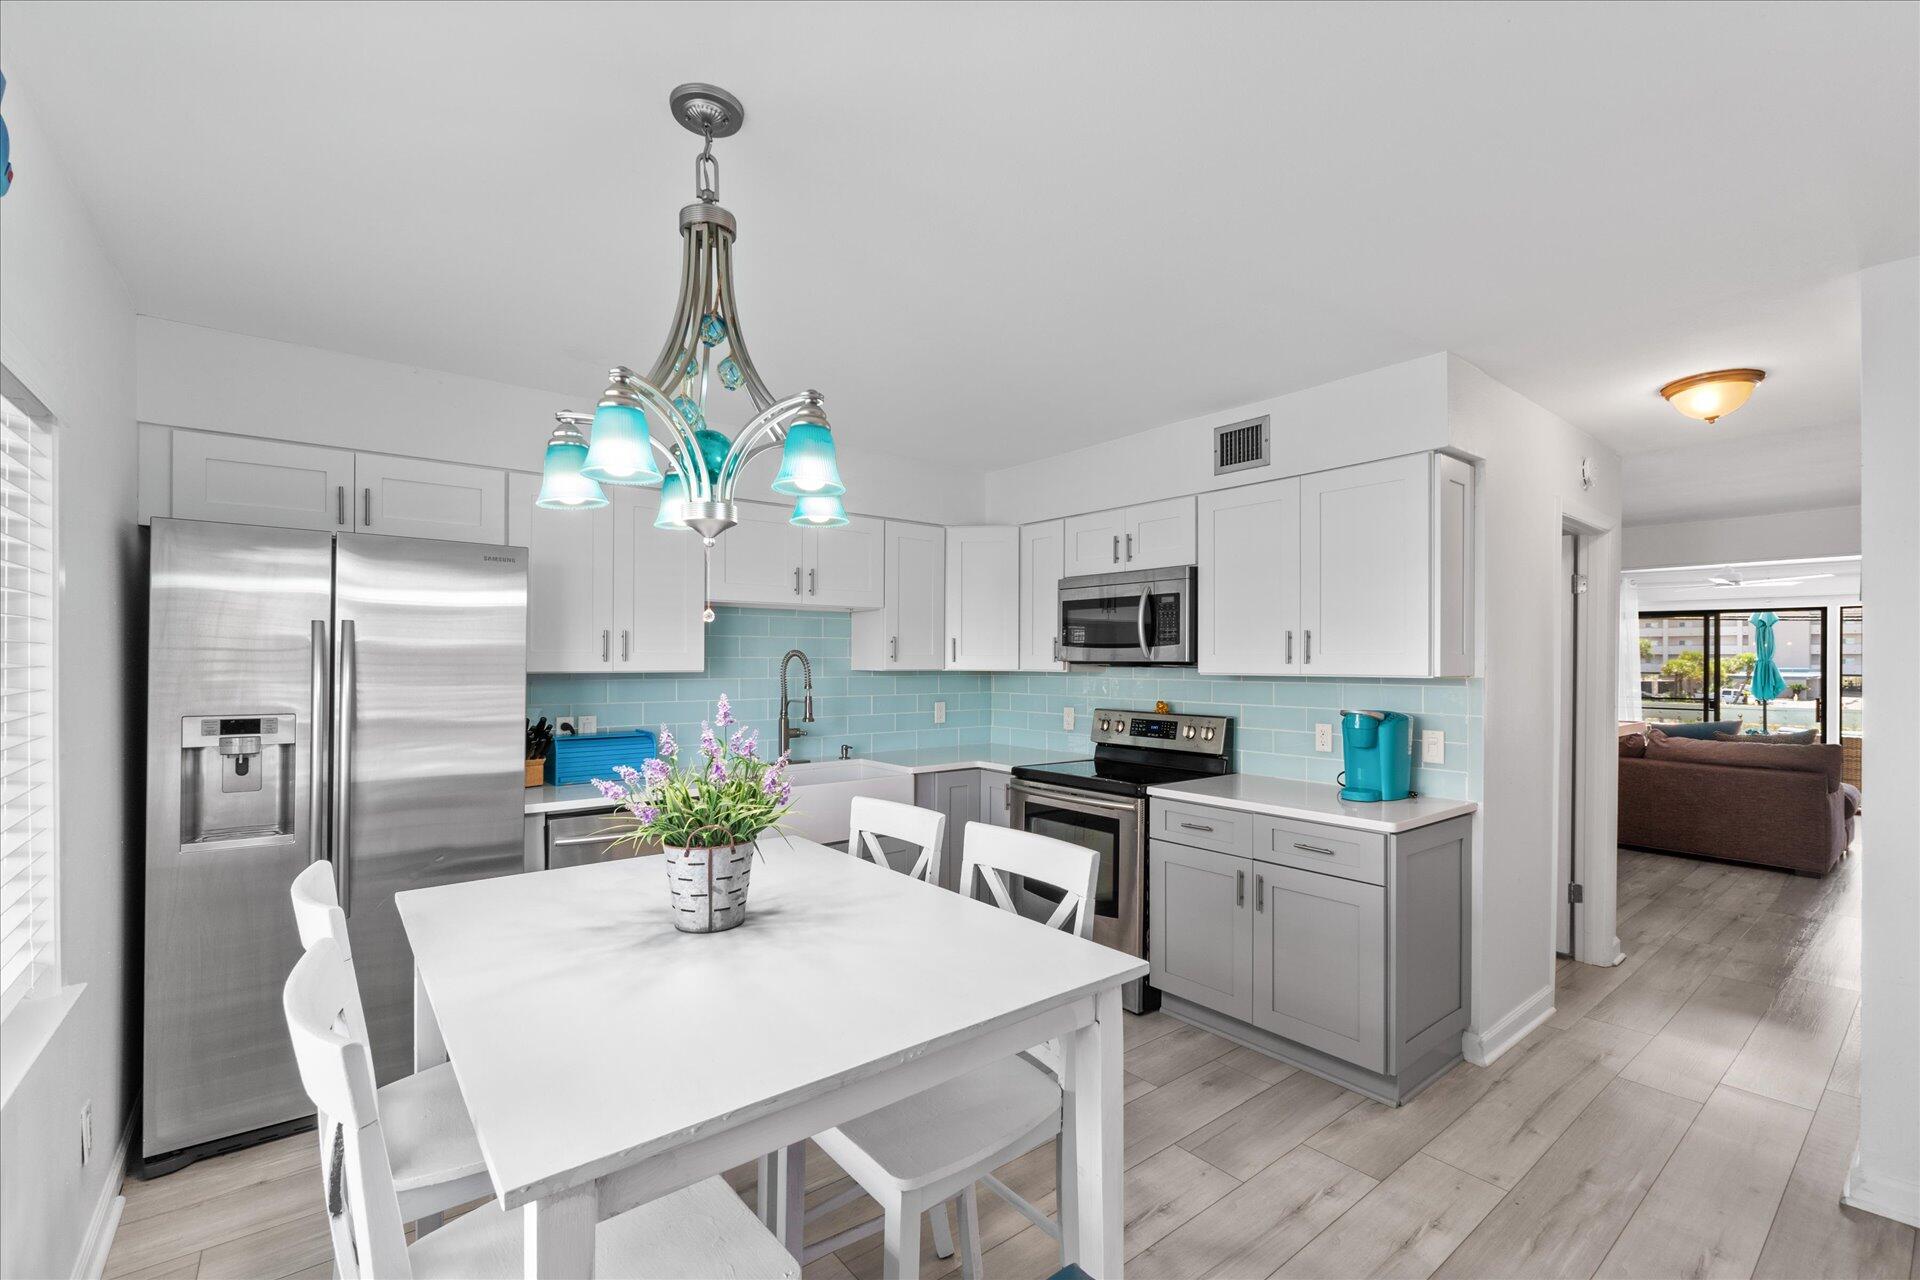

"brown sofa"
[1618, 729, 1859, 876]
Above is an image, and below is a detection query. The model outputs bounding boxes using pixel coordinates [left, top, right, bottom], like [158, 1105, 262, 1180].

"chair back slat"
[290, 861, 371, 1044]
[957, 823, 1099, 940]
[847, 797, 949, 886]
[283, 939, 412, 1278]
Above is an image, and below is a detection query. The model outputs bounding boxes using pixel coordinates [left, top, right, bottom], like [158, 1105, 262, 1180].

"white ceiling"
[1628, 556, 1862, 609]
[7, 2, 1915, 505]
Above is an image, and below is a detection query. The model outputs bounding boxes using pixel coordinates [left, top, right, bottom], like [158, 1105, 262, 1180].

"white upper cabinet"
[945, 526, 1019, 670]
[611, 488, 705, 673]
[1062, 508, 1128, 576]
[1123, 496, 1198, 570]
[1429, 454, 1477, 676]
[508, 472, 615, 673]
[170, 432, 356, 532]
[1299, 454, 1441, 677]
[852, 522, 946, 670]
[710, 500, 810, 605]
[805, 513, 885, 610]
[1019, 520, 1067, 671]
[1198, 478, 1301, 675]
[356, 453, 506, 544]
[1061, 496, 1196, 576]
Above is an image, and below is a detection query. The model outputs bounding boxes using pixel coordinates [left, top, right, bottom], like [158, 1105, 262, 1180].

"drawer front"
[1256, 816, 1386, 886]
[1154, 801, 1253, 856]
[546, 811, 646, 868]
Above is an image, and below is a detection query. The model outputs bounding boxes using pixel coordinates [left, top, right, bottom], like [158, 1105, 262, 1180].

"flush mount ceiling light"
[538, 83, 843, 552]
[1659, 368, 1766, 424]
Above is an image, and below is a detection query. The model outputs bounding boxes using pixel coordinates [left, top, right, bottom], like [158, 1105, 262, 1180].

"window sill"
[0, 983, 86, 1110]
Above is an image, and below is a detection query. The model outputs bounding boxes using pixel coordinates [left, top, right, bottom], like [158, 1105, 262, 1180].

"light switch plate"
[1422, 729, 1445, 764]
[1063, 706, 1076, 731]
[577, 715, 597, 735]
[933, 701, 946, 725]
[1314, 723, 1333, 752]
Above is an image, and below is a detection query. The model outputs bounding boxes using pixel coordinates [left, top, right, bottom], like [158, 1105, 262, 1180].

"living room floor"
[103, 832, 1910, 1280]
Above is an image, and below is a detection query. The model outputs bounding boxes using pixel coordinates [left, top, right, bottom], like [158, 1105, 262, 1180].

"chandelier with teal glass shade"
[535, 84, 845, 615]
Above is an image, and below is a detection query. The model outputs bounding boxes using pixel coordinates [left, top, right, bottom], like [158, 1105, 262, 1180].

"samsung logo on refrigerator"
[483, 554, 519, 564]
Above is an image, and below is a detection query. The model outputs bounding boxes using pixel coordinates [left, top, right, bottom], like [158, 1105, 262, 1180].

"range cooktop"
[1011, 708, 1233, 799]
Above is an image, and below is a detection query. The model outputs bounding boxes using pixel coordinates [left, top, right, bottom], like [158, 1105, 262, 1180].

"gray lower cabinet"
[1149, 841, 1254, 1021]
[1149, 804, 1471, 1105]
[981, 773, 1012, 829]
[1253, 864, 1386, 1072]
[915, 767, 990, 892]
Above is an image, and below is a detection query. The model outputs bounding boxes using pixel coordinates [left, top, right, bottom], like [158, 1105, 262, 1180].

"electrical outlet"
[1063, 706, 1076, 731]
[79, 1102, 93, 1166]
[577, 715, 597, 735]
[1422, 729, 1446, 764]
[932, 701, 946, 725]
[1314, 723, 1333, 752]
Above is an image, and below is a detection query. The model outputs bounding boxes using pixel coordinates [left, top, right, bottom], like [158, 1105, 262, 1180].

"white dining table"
[396, 833, 1147, 1279]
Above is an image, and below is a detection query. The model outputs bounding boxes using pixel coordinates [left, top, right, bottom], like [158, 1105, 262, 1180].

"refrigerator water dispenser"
[179, 714, 297, 847]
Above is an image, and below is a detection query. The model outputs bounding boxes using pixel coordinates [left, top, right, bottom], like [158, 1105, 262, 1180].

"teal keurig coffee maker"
[1338, 709, 1412, 802]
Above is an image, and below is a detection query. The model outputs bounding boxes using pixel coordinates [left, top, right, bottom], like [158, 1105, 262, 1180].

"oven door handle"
[1010, 779, 1143, 816]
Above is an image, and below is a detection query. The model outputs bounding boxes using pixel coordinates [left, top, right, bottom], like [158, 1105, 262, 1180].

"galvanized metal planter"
[664, 841, 755, 933]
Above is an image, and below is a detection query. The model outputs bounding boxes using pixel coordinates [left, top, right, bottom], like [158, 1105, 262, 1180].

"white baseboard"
[72, 1118, 131, 1280]
[1845, 1146, 1920, 1229]
[1462, 983, 1555, 1067]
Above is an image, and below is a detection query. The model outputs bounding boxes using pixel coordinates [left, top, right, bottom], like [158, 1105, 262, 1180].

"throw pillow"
[1714, 729, 1817, 745]
[1646, 719, 1743, 740]
[1619, 732, 1647, 758]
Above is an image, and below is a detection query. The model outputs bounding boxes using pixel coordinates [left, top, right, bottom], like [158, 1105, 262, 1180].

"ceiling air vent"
[1213, 416, 1271, 475]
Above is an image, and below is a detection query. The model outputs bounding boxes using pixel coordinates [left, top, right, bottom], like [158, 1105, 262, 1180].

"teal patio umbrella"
[1749, 611, 1787, 732]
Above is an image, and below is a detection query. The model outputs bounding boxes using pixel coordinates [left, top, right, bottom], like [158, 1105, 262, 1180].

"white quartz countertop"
[1146, 775, 1478, 833]
[525, 744, 1068, 814]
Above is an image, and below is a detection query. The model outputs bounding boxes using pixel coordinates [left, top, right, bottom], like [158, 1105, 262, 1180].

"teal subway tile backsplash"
[529, 607, 1481, 800]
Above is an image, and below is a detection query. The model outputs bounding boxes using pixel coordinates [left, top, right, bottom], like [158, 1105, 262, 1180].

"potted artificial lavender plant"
[593, 695, 792, 933]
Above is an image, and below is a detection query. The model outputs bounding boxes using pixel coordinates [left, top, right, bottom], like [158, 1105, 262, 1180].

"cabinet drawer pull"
[1235, 868, 1245, 907]
[1255, 873, 1265, 911]
[1293, 842, 1337, 857]
[1178, 821, 1215, 833]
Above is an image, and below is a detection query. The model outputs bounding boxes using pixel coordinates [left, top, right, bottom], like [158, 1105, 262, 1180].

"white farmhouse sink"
[780, 759, 914, 844]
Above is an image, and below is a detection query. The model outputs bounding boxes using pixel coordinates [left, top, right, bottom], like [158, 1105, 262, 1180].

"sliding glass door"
[1841, 605, 1863, 786]
[1636, 608, 1827, 734]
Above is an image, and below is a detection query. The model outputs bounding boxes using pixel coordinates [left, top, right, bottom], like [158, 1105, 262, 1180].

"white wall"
[136, 316, 989, 526]
[1447, 356, 1623, 1057]
[983, 353, 1451, 523]
[1848, 256, 1920, 1228]
[0, 91, 143, 1279]
[1623, 504, 1861, 570]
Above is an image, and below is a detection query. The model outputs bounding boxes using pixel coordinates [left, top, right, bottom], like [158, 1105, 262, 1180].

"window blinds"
[0, 395, 56, 1018]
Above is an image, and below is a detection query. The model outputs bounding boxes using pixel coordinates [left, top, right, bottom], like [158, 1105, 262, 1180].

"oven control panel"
[1090, 708, 1231, 756]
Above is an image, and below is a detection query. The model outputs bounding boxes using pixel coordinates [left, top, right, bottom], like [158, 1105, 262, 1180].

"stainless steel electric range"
[1010, 708, 1232, 1013]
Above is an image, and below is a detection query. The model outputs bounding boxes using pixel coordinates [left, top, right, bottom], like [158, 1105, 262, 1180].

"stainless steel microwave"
[1055, 565, 1198, 666]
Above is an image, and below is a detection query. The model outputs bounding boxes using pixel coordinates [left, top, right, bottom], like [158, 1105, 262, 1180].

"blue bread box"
[546, 729, 658, 786]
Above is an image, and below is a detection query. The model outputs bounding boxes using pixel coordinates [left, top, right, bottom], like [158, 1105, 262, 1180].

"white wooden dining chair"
[283, 937, 800, 1279]
[290, 862, 491, 1228]
[807, 823, 1098, 1279]
[846, 797, 948, 885]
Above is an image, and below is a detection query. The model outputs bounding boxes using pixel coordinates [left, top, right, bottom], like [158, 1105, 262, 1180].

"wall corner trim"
[1461, 982, 1555, 1067]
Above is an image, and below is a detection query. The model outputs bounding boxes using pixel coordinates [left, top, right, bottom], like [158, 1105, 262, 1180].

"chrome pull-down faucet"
[778, 649, 814, 757]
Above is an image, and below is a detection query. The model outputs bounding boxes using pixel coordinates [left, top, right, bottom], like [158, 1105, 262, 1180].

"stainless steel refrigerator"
[142, 518, 527, 1168]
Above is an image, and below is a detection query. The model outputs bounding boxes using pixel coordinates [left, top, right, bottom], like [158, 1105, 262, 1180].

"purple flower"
[699, 722, 720, 760]
[636, 804, 659, 826]
[714, 694, 735, 728]
[592, 777, 627, 802]
[760, 766, 782, 797]
[777, 779, 793, 806]
[642, 757, 671, 787]
[728, 727, 757, 759]
[657, 726, 678, 760]
[614, 763, 642, 786]
[708, 755, 729, 785]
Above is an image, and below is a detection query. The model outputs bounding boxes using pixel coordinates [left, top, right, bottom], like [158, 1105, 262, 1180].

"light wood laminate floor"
[105, 838, 1915, 1280]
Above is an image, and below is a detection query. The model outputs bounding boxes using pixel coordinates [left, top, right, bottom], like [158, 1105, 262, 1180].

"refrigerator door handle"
[332, 619, 356, 913]
[309, 619, 331, 867]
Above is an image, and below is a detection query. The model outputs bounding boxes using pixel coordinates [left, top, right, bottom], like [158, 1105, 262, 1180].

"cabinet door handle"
[1126, 532, 1134, 561]
[1286, 630, 1294, 664]
[1236, 869, 1246, 908]
[1179, 821, 1215, 833]
[1293, 842, 1337, 857]
[1304, 629, 1313, 664]
[951, 636, 958, 662]
[808, 568, 816, 596]
[890, 635, 898, 661]
[793, 567, 802, 596]
[336, 485, 346, 527]
[1256, 873, 1265, 911]
[621, 629, 630, 661]
[363, 487, 372, 527]
[601, 630, 609, 662]
[1112, 534, 1120, 564]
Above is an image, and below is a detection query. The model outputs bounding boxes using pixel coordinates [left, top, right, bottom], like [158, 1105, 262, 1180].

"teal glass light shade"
[771, 423, 845, 496]
[535, 433, 609, 509]
[692, 428, 731, 484]
[654, 471, 689, 530]
[581, 401, 662, 486]
[790, 493, 849, 528]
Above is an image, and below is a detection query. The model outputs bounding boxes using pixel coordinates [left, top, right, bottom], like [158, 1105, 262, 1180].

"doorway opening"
[1557, 530, 1584, 957]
